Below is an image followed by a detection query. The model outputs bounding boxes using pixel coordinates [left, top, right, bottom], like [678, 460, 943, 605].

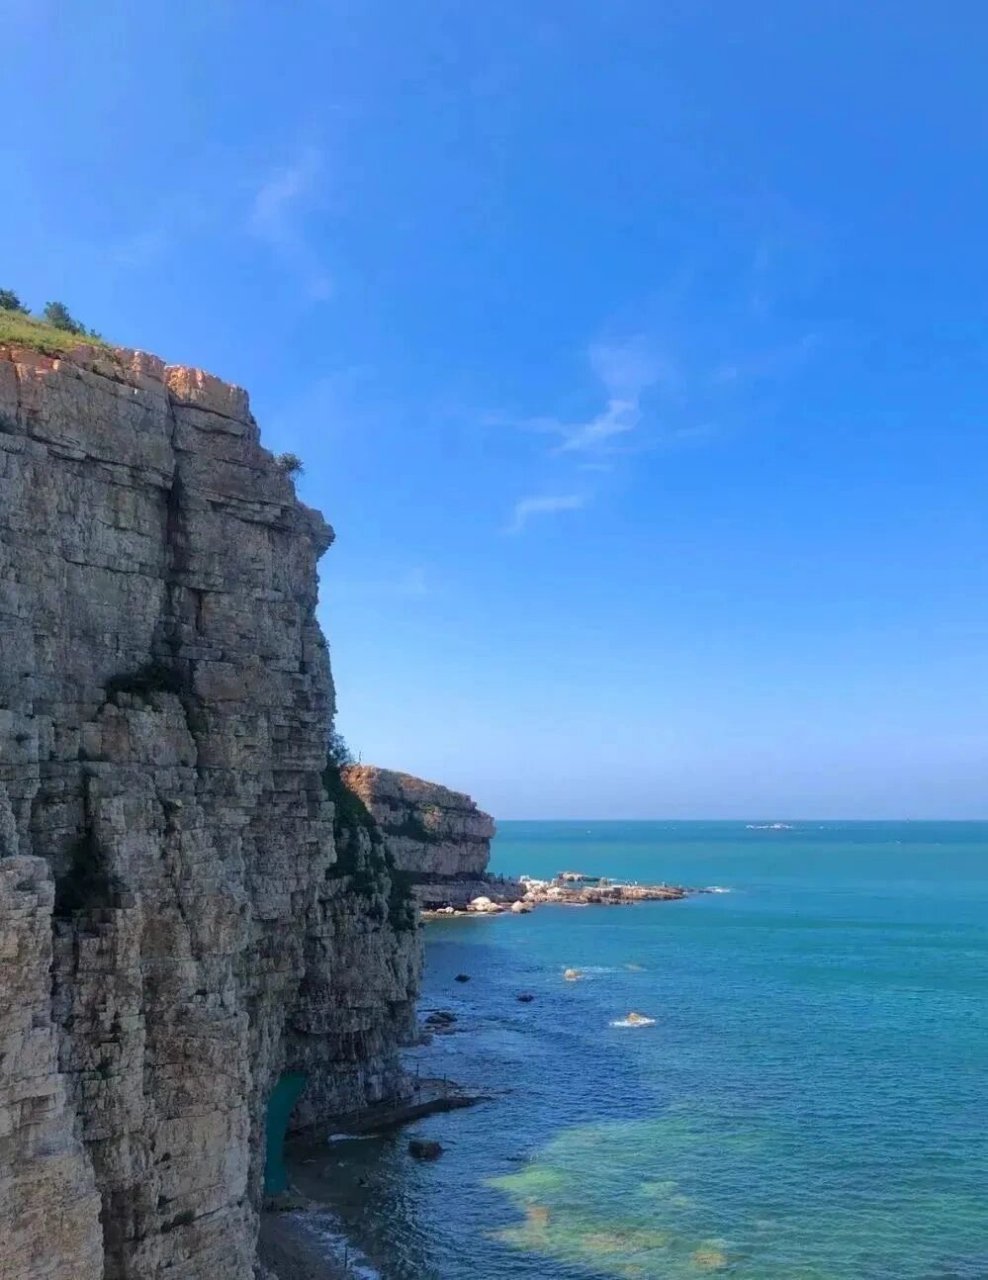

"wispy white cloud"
[555, 396, 641, 454]
[589, 337, 676, 400]
[513, 336, 674, 457]
[248, 147, 332, 300]
[505, 493, 586, 535]
[498, 307, 821, 539]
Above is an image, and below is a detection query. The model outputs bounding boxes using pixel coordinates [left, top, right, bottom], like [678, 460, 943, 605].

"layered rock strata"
[342, 765, 516, 908]
[0, 342, 421, 1279]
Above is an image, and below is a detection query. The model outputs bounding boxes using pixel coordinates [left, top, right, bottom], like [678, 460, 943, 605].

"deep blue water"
[312, 821, 988, 1280]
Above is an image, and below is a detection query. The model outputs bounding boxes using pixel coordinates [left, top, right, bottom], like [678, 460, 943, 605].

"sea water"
[314, 821, 988, 1279]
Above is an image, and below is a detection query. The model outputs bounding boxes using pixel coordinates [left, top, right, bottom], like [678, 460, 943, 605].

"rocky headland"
[0, 339, 421, 1279]
[337, 767, 689, 918]
[342, 764, 524, 909]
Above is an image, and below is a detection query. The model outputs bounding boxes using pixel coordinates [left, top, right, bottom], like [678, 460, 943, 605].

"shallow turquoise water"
[318, 822, 988, 1279]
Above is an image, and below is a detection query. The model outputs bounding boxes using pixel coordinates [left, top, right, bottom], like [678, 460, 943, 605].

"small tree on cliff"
[0, 288, 25, 313]
[42, 300, 87, 334]
[327, 730, 354, 769]
[275, 452, 304, 478]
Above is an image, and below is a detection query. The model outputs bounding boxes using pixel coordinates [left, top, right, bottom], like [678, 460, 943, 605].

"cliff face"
[0, 344, 421, 1279]
[342, 765, 509, 908]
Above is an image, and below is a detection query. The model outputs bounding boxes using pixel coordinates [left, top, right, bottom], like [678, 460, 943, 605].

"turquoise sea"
[307, 821, 988, 1279]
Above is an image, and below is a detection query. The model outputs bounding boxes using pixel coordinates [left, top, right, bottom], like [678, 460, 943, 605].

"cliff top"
[1, 327, 254, 424]
[343, 764, 493, 822]
[0, 328, 331, 555]
[0, 309, 247, 418]
[0, 306, 111, 357]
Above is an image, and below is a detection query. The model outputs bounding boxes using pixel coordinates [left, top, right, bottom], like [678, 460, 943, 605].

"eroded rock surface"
[342, 765, 513, 908]
[0, 342, 421, 1279]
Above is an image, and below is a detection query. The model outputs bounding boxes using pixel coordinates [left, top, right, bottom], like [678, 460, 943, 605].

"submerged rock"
[517, 993, 535, 1003]
[691, 1246, 729, 1270]
[563, 968, 583, 981]
[425, 1010, 457, 1029]
[408, 1138, 444, 1161]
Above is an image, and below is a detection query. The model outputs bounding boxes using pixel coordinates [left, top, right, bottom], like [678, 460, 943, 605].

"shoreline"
[261, 874, 698, 1277]
[262, 1080, 489, 1278]
[259, 1212, 352, 1280]
[422, 874, 698, 919]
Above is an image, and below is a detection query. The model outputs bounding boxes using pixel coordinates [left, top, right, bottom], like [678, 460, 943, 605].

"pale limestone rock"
[0, 857, 103, 1280]
[342, 765, 519, 908]
[0, 343, 421, 1279]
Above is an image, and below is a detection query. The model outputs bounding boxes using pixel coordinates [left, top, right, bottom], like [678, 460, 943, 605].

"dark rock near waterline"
[517, 993, 535, 1003]
[455, 973, 471, 983]
[408, 1138, 444, 1161]
[425, 1010, 457, 1028]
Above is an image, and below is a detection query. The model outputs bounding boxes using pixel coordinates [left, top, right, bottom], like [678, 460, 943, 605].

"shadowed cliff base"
[258, 1213, 351, 1280]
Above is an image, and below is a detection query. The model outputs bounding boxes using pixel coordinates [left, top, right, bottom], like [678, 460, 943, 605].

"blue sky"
[5, 1, 988, 817]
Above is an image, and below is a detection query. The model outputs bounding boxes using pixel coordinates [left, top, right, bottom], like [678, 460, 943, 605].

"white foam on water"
[298, 1210, 382, 1279]
[706, 885, 731, 894]
[326, 1132, 378, 1143]
[610, 1015, 657, 1028]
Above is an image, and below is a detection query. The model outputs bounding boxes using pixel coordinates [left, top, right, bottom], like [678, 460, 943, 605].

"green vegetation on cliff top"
[0, 291, 109, 356]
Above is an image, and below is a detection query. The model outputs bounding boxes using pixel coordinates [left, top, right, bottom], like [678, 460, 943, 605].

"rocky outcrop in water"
[0, 342, 421, 1279]
[341, 765, 516, 909]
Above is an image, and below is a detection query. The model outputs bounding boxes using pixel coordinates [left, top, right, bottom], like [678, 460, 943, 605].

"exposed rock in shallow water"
[0, 342, 421, 1279]
[408, 1137, 444, 1160]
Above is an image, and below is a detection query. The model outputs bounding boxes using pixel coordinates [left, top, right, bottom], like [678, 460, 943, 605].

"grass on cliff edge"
[0, 310, 111, 356]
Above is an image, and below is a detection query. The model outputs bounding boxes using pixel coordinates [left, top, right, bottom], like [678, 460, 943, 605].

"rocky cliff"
[0, 342, 421, 1279]
[342, 765, 515, 908]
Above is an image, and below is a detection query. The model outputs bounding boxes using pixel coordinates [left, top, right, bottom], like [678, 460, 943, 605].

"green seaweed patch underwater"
[486, 1104, 988, 1280]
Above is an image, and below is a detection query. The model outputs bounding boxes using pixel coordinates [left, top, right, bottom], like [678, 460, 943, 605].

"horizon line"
[491, 815, 988, 824]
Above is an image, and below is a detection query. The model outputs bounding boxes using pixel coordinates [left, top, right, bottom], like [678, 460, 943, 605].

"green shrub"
[321, 740, 416, 929]
[0, 288, 25, 313]
[43, 300, 87, 334]
[0, 308, 111, 355]
[275, 452, 304, 477]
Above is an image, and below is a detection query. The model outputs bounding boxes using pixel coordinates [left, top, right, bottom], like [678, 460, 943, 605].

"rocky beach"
[423, 871, 691, 918]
